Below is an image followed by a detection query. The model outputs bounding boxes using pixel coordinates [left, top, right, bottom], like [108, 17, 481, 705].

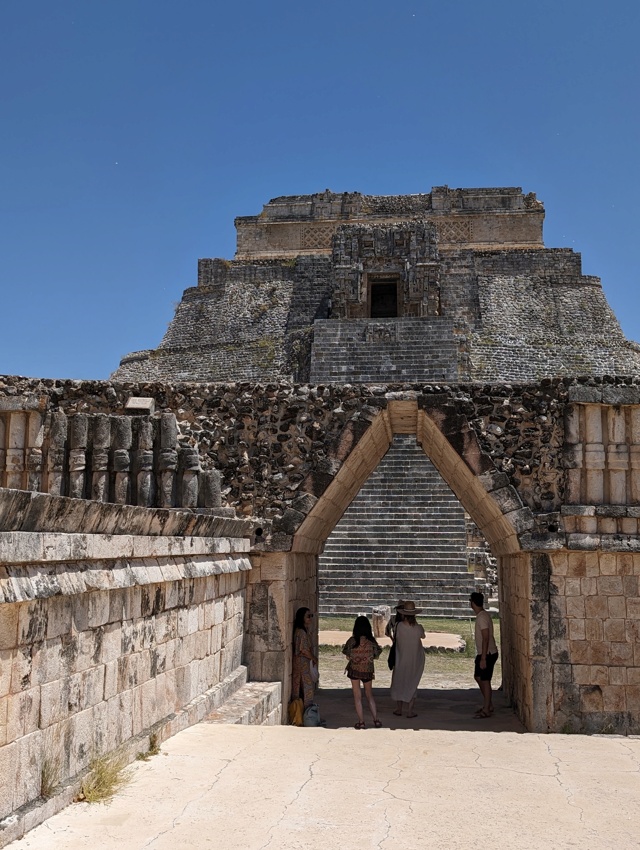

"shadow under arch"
[285, 398, 545, 731]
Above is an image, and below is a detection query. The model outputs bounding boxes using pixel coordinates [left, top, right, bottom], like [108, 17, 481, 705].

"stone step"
[204, 681, 282, 726]
[319, 433, 475, 616]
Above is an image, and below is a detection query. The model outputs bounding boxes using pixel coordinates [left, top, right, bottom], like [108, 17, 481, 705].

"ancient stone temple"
[113, 187, 640, 618]
[114, 186, 640, 386]
[6, 188, 640, 839]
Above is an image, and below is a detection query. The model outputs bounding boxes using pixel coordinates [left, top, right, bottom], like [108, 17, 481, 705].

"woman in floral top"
[342, 615, 383, 729]
[292, 607, 317, 708]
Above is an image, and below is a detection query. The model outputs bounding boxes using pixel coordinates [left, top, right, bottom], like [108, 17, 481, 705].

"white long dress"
[389, 621, 425, 702]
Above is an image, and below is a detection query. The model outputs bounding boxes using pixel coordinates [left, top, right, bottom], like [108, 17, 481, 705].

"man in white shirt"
[470, 591, 499, 718]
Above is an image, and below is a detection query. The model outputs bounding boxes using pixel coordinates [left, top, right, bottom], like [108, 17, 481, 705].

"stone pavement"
[12, 690, 640, 850]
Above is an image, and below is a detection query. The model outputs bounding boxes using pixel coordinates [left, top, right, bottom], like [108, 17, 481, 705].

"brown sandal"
[355, 721, 365, 729]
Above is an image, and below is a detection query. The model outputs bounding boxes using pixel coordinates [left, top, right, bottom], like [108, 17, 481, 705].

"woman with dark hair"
[390, 601, 425, 718]
[292, 607, 317, 708]
[342, 615, 383, 729]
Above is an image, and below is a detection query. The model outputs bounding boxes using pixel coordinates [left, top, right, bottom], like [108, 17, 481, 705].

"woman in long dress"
[291, 607, 317, 708]
[389, 601, 425, 718]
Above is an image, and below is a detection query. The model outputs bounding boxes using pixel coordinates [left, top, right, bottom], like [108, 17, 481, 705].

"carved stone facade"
[113, 187, 640, 386]
[3, 377, 640, 737]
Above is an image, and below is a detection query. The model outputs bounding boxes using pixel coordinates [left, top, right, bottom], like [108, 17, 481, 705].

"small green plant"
[136, 733, 161, 762]
[40, 756, 60, 799]
[77, 751, 133, 804]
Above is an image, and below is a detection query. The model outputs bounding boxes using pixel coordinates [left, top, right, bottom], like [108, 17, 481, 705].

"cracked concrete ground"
[13, 721, 640, 850]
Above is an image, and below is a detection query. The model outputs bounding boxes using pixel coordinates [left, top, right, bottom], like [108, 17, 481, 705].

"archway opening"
[287, 400, 537, 730]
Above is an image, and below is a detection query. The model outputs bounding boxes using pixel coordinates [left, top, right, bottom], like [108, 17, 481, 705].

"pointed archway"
[262, 399, 547, 731]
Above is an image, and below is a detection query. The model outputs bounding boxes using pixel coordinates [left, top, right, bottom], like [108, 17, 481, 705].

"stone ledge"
[0, 548, 252, 603]
[0, 489, 253, 540]
[0, 531, 250, 565]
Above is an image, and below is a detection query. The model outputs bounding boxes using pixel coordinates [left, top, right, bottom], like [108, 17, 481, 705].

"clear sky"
[2, 0, 638, 380]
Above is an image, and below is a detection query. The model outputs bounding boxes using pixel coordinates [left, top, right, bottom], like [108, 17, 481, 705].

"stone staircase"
[310, 317, 458, 383]
[319, 435, 475, 618]
[204, 680, 282, 725]
[202, 667, 282, 726]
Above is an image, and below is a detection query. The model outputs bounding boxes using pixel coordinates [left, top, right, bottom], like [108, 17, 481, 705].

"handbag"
[288, 697, 304, 727]
[303, 703, 321, 727]
[388, 643, 396, 671]
[310, 661, 319, 683]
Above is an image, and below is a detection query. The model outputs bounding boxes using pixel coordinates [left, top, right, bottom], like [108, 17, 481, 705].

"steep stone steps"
[310, 317, 458, 383]
[319, 434, 475, 618]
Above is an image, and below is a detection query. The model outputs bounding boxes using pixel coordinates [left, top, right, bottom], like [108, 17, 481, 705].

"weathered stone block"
[603, 618, 626, 642]
[580, 684, 603, 712]
[602, 684, 627, 712]
[585, 595, 609, 619]
[0, 605, 19, 650]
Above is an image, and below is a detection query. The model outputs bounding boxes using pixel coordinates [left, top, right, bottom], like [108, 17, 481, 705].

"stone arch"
[261, 397, 547, 731]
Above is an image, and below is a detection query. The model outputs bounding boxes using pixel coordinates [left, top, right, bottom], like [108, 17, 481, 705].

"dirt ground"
[317, 645, 501, 691]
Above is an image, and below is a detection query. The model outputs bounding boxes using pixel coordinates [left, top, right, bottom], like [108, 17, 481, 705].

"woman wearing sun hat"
[389, 601, 425, 718]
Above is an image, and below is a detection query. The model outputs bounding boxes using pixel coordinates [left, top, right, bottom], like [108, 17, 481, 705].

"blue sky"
[2, 0, 638, 380]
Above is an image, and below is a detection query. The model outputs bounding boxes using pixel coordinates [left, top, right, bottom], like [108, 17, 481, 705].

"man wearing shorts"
[470, 591, 498, 718]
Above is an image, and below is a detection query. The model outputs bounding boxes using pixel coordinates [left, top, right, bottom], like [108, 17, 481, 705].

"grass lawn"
[317, 614, 502, 688]
[319, 615, 501, 658]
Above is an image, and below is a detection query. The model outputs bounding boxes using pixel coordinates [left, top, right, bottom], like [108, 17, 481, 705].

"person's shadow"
[315, 686, 525, 732]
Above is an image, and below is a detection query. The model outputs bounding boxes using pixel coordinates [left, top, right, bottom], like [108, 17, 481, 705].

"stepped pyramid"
[319, 435, 476, 617]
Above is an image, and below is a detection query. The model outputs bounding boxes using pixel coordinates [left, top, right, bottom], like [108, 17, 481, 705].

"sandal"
[373, 719, 382, 728]
[354, 721, 366, 729]
[473, 709, 491, 719]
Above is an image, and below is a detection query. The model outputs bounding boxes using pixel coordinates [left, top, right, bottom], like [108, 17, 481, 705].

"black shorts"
[474, 652, 498, 682]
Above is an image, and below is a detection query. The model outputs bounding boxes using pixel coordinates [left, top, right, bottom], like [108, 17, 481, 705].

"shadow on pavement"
[315, 686, 526, 733]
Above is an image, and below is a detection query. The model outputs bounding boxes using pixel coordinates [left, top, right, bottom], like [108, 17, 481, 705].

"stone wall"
[0, 496, 254, 832]
[234, 187, 544, 259]
[549, 550, 640, 734]
[3, 376, 640, 733]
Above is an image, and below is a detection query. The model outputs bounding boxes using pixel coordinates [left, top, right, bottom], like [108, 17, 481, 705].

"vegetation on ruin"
[77, 751, 133, 804]
[136, 733, 161, 762]
[40, 756, 60, 800]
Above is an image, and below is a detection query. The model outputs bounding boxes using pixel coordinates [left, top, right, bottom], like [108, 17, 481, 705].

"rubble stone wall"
[0, 526, 251, 823]
[3, 376, 640, 732]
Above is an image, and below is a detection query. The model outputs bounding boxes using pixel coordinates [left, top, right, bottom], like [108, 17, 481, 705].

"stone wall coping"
[0, 530, 250, 566]
[0, 488, 253, 539]
[0, 546, 252, 602]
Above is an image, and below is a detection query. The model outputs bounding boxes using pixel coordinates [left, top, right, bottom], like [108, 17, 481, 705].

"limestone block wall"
[244, 550, 316, 707]
[498, 553, 533, 725]
[549, 550, 640, 734]
[0, 531, 251, 823]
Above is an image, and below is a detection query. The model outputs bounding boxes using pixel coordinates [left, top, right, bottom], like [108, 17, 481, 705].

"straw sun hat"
[396, 601, 422, 615]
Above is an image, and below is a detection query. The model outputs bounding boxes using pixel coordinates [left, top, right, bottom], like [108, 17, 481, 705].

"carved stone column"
[46, 411, 68, 496]
[159, 413, 178, 508]
[6, 412, 27, 489]
[607, 407, 628, 505]
[584, 405, 604, 504]
[630, 408, 640, 504]
[134, 418, 155, 508]
[68, 414, 88, 499]
[91, 414, 111, 502]
[179, 447, 201, 509]
[200, 468, 222, 508]
[112, 417, 132, 505]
